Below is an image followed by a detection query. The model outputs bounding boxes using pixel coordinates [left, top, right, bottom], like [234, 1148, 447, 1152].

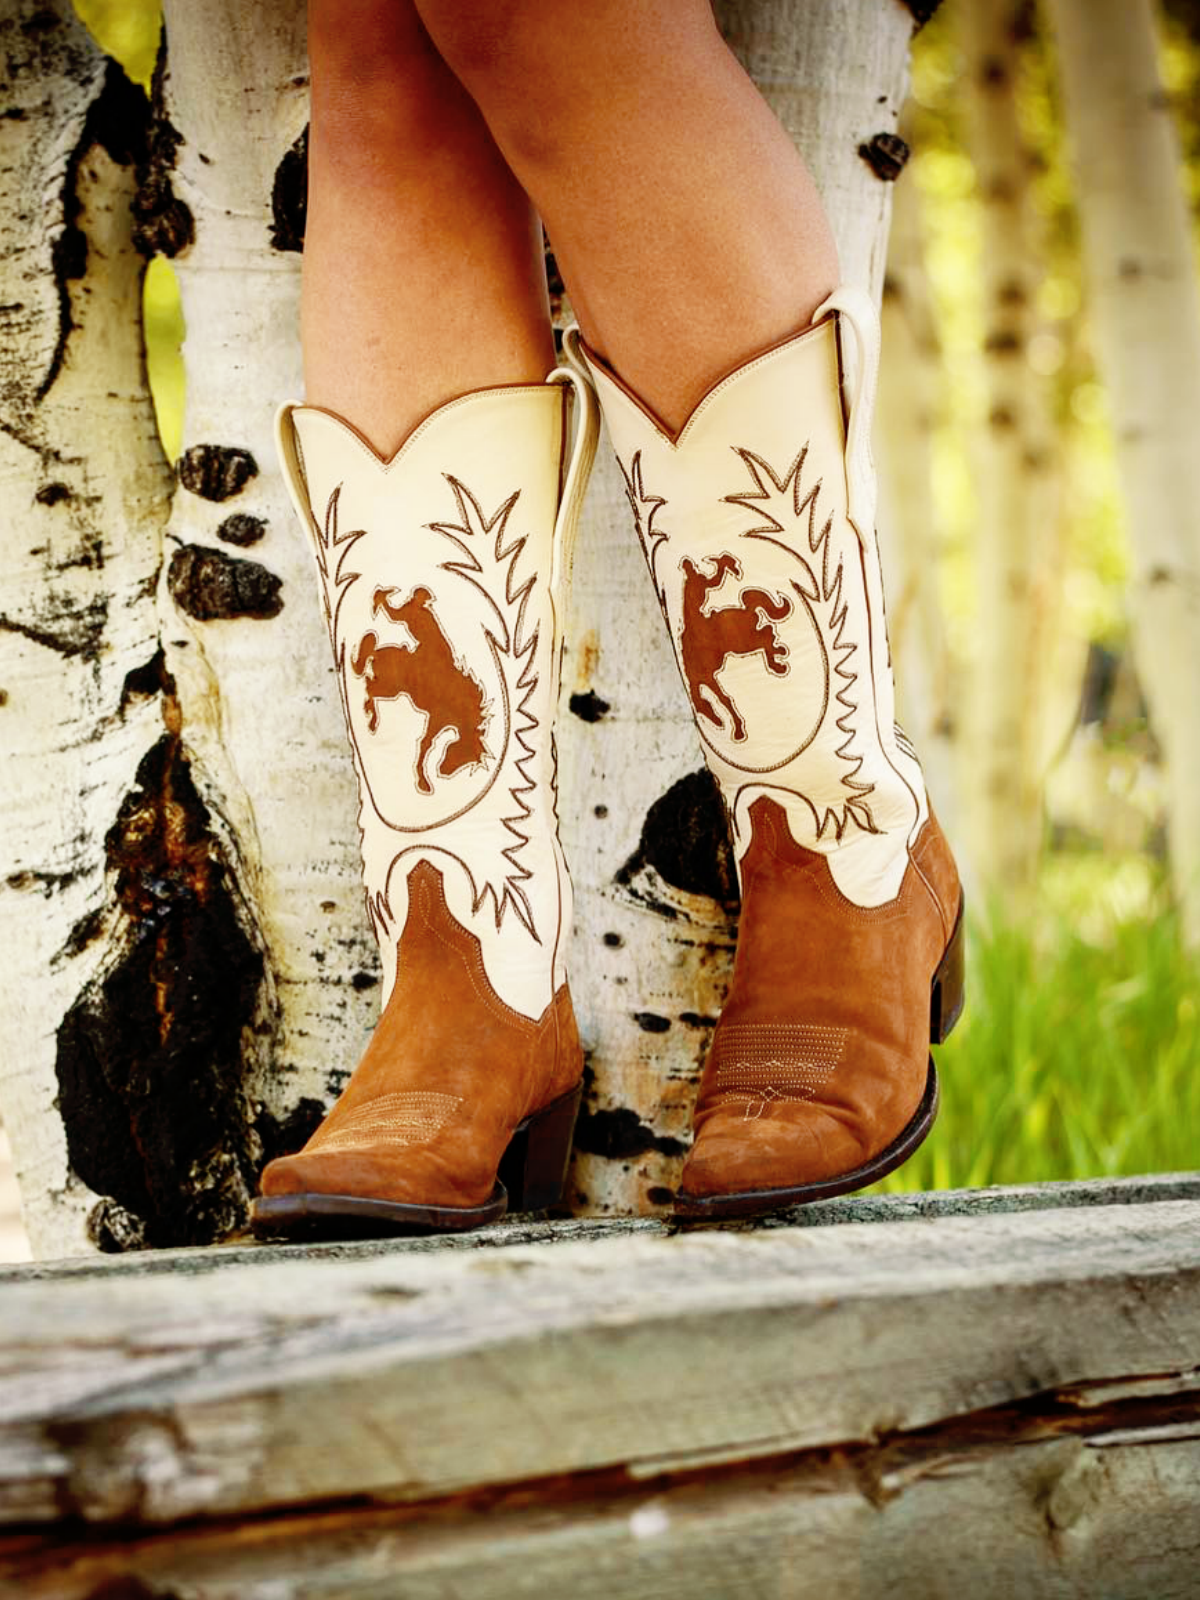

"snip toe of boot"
[251, 1144, 507, 1239]
[678, 1105, 866, 1206]
[675, 1066, 939, 1220]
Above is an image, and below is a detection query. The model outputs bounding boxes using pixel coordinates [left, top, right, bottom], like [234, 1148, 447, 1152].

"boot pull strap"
[812, 284, 880, 551]
[546, 330, 600, 607]
[274, 401, 319, 546]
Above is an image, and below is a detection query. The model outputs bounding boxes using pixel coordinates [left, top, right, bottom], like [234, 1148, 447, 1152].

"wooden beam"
[2, 1198, 1198, 1537]
[6, 1170, 1198, 1281]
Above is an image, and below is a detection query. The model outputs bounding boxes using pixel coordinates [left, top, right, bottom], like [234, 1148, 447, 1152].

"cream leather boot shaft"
[275, 376, 596, 1022]
[577, 288, 927, 905]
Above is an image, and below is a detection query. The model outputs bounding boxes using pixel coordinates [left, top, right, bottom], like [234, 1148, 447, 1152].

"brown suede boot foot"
[253, 861, 582, 1236]
[674, 799, 962, 1220]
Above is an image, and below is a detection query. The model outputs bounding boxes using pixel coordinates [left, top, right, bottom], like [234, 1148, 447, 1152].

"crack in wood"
[4, 1368, 1197, 1572]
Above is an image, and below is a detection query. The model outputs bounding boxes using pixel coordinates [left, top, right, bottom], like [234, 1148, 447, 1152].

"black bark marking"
[0, 595, 107, 660]
[55, 736, 271, 1250]
[270, 125, 308, 252]
[617, 768, 739, 907]
[255, 1096, 327, 1170]
[569, 690, 611, 722]
[602, 931, 623, 948]
[571, 1058, 686, 1161]
[573, 1104, 686, 1161]
[634, 1012, 671, 1034]
[39, 59, 150, 401]
[215, 512, 267, 547]
[645, 1185, 675, 1206]
[7, 867, 82, 894]
[87, 1197, 148, 1254]
[858, 133, 910, 182]
[131, 29, 194, 259]
[176, 444, 258, 502]
[901, 0, 942, 25]
[351, 971, 378, 990]
[167, 546, 282, 622]
[680, 1011, 717, 1028]
[59, 904, 105, 962]
[35, 481, 71, 505]
[118, 647, 171, 716]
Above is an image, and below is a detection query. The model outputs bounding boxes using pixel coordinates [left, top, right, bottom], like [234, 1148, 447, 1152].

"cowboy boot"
[251, 363, 598, 1236]
[573, 287, 964, 1219]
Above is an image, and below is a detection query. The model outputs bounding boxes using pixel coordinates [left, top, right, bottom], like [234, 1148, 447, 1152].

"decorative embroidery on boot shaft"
[308, 1091, 462, 1154]
[617, 438, 881, 841]
[315, 475, 548, 943]
[712, 1023, 847, 1117]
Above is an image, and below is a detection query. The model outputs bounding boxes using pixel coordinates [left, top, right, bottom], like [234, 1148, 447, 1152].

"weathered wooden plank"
[1, 1200, 1199, 1533]
[5, 1390, 1199, 1597]
[5, 1170, 1197, 1282]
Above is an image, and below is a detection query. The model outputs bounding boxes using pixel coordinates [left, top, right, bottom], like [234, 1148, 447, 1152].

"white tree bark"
[559, 0, 919, 1213]
[875, 149, 964, 865]
[1043, 0, 1200, 945]
[0, 0, 173, 1256]
[957, 0, 1067, 903]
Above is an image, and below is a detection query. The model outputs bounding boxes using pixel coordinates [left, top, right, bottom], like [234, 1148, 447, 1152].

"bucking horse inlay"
[679, 553, 792, 742]
[351, 586, 489, 793]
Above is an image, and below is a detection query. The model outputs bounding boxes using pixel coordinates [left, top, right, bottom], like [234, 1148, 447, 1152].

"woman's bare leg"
[304, 0, 554, 456]
[412, 0, 839, 432]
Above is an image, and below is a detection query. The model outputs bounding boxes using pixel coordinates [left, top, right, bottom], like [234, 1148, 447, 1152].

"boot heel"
[930, 896, 966, 1044]
[499, 1082, 582, 1213]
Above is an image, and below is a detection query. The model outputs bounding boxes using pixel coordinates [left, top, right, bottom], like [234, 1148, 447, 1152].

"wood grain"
[2, 1199, 1198, 1533]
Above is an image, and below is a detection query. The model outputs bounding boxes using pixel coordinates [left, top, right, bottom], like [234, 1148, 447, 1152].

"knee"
[414, 1, 576, 168]
[308, 0, 449, 170]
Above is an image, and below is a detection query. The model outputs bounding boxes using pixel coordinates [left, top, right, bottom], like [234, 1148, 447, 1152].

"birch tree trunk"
[874, 147, 964, 867]
[0, 0, 173, 1257]
[559, 0, 921, 1213]
[1, 0, 926, 1252]
[1043, 0, 1200, 945]
[957, 0, 1066, 904]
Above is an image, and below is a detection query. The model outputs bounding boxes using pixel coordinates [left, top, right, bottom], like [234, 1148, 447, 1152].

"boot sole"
[249, 1081, 583, 1241]
[674, 896, 965, 1221]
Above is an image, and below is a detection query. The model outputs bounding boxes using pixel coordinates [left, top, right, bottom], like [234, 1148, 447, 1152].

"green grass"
[881, 856, 1200, 1191]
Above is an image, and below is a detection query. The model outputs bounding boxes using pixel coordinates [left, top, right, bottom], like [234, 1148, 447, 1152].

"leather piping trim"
[577, 314, 836, 450]
[283, 381, 565, 474]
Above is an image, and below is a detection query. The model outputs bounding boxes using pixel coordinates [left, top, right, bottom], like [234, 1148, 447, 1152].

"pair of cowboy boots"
[252, 285, 964, 1237]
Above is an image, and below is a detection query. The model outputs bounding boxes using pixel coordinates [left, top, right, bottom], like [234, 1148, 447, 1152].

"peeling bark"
[0, 2, 284, 1256]
[55, 731, 267, 1251]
